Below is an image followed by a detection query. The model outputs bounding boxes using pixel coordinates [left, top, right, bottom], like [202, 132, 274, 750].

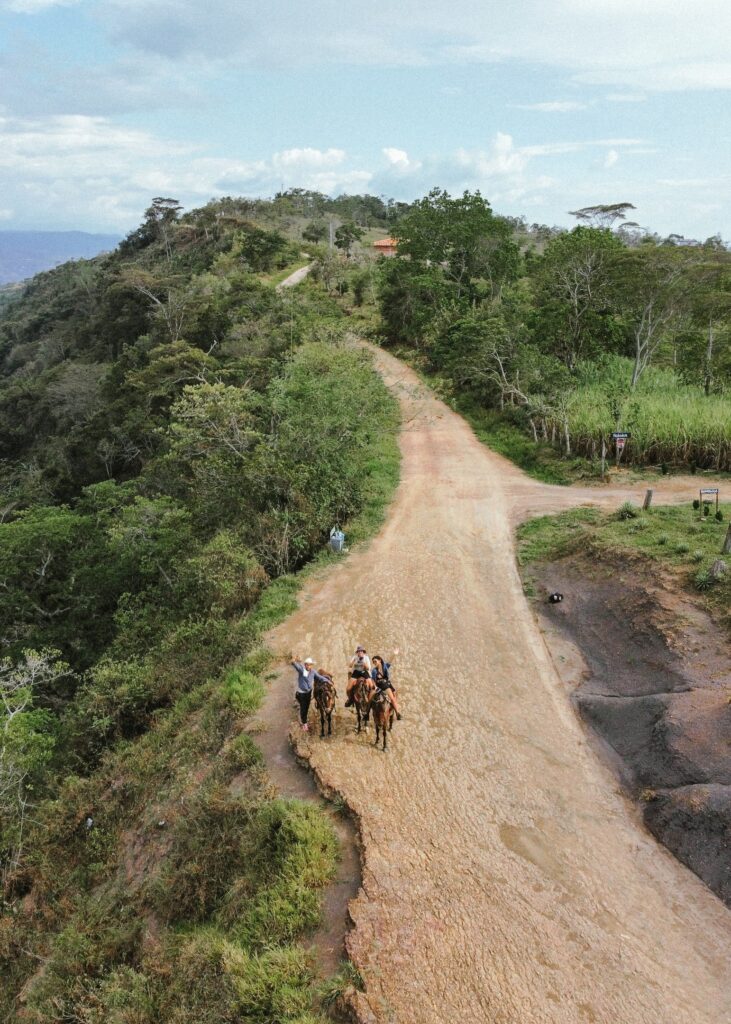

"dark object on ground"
[548, 592, 564, 604]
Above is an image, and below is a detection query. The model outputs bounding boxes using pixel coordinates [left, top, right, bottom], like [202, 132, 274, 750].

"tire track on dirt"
[264, 347, 731, 1024]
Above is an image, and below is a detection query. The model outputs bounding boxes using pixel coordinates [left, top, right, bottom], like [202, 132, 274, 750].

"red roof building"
[372, 237, 398, 256]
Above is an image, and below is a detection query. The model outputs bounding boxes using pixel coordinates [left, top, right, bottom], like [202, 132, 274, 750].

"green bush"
[617, 501, 639, 520]
[694, 568, 715, 591]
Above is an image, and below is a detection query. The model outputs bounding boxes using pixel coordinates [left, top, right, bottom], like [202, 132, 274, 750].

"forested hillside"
[374, 191, 731, 477]
[0, 196, 399, 1022]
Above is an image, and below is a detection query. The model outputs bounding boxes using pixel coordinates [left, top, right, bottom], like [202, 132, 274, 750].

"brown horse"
[314, 674, 336, 738]
[371, 689, 395, 750]
[353, 674, 375, 734]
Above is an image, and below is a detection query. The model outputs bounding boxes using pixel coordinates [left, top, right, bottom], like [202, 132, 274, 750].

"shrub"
[146, 786, 254, 924]
[694, 568, 715, 591]
[715, 510, 724, 522]
[692, 550, 704, 562]
[617, 501, 639, 520]
[657, 533, 669, 546]
[692, 499, 700, 510]
[675, 542, 690, 554]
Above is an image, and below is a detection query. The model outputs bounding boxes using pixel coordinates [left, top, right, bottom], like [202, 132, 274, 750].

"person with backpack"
[291, 656, 330, 731]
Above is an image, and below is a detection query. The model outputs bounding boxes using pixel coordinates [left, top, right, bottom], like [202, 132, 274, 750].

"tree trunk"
[704, 317, 714, 397]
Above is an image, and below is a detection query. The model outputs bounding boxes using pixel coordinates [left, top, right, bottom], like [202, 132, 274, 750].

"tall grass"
[562, 358, 731, 471]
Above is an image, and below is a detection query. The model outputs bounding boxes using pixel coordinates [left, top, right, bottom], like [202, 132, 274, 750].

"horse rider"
[370, 654, 402, 720]
[344, 645, 371, 707]
[291, 656, 331, 731]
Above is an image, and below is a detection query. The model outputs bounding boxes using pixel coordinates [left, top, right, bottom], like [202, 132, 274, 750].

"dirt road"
[266, 348, 731, 1024]
[276, 262, 313, 290]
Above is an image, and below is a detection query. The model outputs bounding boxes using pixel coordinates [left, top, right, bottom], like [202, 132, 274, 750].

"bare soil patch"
[531, 557, 731, 905]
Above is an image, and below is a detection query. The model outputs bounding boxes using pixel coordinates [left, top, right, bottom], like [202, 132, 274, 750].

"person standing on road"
[291, 656, 330, 731]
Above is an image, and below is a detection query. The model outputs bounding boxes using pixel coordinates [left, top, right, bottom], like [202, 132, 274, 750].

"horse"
[314, 674, 336, 738]
[353, 674, 375, 734]
[371, 689, 395, 751]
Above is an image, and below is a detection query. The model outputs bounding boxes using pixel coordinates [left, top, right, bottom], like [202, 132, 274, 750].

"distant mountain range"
[0, 230, 120, 285]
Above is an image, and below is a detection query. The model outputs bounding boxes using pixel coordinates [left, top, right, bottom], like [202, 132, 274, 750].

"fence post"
[643, 489, 653, 510]
[723, 523, 731, 555]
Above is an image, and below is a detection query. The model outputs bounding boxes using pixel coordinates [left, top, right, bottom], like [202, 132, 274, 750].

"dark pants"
[295, 690, 311, 725]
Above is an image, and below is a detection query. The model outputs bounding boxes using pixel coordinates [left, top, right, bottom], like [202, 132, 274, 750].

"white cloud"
[0, 207, 13, 220]
[514, 101, 587, 112]
[382, 147, 422, 174]
[274, 148, 345, 169]
[0, 115, 372, 229]
[603, 149, 619, 168]
[97, 0, 731, 92]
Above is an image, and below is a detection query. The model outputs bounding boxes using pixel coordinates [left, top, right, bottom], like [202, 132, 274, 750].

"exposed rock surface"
[533, 559, 731, 905]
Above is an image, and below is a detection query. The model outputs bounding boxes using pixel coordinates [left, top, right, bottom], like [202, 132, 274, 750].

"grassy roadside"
[517, 501, 731, 633]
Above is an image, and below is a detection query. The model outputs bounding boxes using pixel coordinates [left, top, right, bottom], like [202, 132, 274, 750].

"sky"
[0, 0, 729, 239]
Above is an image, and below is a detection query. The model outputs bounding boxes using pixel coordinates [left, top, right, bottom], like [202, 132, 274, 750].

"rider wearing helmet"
[344, 645, 372, 707]
[369, 654, 402, 720]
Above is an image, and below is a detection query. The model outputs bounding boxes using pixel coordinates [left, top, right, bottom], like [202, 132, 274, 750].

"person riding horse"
[344, 645, 371, 707]
[369, 655, 402, 720]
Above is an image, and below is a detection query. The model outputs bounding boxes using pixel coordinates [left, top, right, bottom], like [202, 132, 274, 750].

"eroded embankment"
[531, 556, 731, 905]
[250, 637, 362, 983]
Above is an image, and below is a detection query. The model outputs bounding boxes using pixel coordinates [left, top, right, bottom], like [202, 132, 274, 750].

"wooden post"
[723, 523, 731, 555]
[601, 437, 606, 479]
[643, 489, 653, 510]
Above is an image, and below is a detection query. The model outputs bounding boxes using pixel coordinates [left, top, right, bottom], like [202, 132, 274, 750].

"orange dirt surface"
[265, 347, 731, 1024]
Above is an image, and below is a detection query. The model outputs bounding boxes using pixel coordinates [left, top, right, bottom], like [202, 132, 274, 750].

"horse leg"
[374, 718, 380, 746]
[327, 709, 332, 735]
[320, 705, 325, 738]
[356, 705, 361, 733]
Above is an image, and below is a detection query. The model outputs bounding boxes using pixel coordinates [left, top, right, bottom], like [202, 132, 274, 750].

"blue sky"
[0, 0, 729, 239]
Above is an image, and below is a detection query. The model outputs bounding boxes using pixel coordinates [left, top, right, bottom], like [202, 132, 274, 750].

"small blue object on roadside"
[329, 527, 345, 553]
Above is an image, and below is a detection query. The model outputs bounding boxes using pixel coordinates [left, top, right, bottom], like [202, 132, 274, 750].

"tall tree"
[531, 226, 624, 370]
[392, 188, 520, 298]
[613, 245, 697, 387]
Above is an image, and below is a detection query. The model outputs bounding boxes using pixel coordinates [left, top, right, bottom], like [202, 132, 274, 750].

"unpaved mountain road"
[265, 347, 731, 1024]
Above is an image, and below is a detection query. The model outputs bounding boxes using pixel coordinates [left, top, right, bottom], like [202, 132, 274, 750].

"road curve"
[267, 347, 731, 1024]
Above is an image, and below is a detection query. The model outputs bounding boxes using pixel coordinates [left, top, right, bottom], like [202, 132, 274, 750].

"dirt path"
[276, 262, 313, 290]
[264, 349, 731, 1024]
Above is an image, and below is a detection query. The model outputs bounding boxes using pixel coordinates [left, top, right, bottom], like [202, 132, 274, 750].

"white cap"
[304, 657, 314, 665]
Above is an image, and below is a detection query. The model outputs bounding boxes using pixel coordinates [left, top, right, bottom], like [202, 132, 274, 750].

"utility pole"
[329, 219, 334, 251]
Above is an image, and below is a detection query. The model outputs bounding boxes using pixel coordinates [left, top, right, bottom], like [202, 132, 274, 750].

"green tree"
[302, 221, 327, 244]
[392, 188, 520, 298]
[1, 649, 68, 884]
[531, 226, 625, 370]
[612, 245, 698, 387]
[333, 221, 365, 257]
